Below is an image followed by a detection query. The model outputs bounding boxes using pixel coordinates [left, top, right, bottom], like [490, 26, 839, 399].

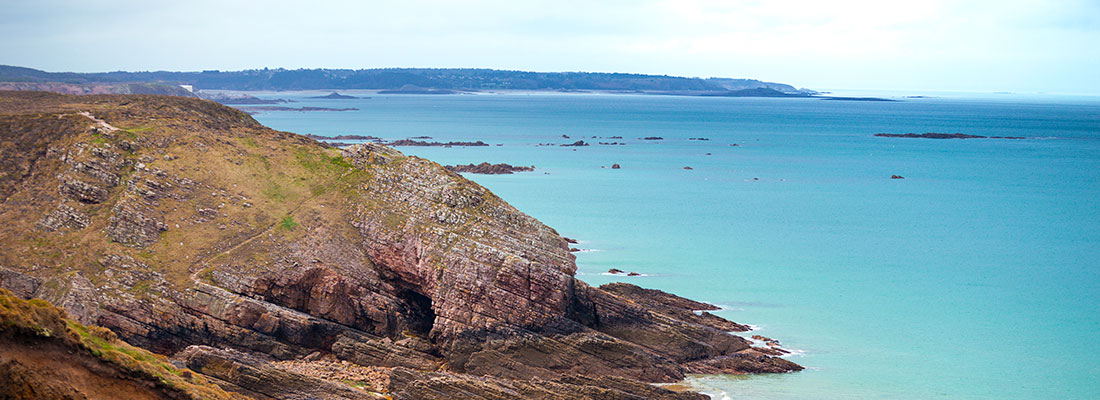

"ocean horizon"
[245, 91, 1100, 399]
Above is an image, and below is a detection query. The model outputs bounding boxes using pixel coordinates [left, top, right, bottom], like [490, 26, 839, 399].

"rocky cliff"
[0, 91, 801, 399]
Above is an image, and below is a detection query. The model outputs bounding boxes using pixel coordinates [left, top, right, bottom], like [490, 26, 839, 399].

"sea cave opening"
[399, 288, 435, 338]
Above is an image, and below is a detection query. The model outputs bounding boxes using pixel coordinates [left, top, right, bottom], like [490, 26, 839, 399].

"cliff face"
[0, 289, 248, 400]
[0, 91, 800, 399]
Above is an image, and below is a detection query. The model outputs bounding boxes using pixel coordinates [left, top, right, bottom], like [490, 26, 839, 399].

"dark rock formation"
[874, 133, 1025, 139]
[641, 137, 664, 140]
[611, 163, 621, 169]
[0, 92, 800, 399]
[309, 92, 358, 99]
[445, 162, 534, 174]
[891, 175, 905, 179]
[561, 140, 589, 147]
[386, 139, 489, 147]
[303, 133, 381, 141]
[683, 166, 693, 170]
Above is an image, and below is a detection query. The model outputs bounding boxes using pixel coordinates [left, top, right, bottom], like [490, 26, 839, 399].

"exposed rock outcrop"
[0, 91, 800, 399]
[445, 162, 535, 174]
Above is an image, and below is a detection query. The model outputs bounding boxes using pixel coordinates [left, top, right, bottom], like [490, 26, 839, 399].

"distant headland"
[0, 65, 927, 101]
[0, 64, 825, 98]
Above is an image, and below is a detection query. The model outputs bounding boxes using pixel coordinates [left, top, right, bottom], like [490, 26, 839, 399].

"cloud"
[1, 0, 1098, 92]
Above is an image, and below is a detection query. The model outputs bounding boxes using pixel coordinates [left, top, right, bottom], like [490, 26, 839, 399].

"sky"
[2, 0, 1099, 94]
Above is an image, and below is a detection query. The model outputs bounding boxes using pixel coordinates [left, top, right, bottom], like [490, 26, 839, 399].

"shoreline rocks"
[309, 92, 359, 99]
[304, 133, 382, 141]
[444, 162, 534, 174]
[387, 139, 489, 146]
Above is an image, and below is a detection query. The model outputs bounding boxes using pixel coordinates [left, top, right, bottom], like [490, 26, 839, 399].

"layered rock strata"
[0, 91, 801, 399]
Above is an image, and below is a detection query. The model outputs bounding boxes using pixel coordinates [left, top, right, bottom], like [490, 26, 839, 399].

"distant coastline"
[0, 64, 816, 96]
[0, 65, 911, 102]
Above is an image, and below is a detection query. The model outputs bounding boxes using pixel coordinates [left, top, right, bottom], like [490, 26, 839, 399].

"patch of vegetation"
[279, 215, 298, 230]
[329, 155, 353, 169]
[382, 213, 407, 229]
[130, 280, 153, 295]
[263, 182, 287, 202]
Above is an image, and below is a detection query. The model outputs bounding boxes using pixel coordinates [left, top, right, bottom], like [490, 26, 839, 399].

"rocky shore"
[303, 133, 382, 141]
[387, 139, 490, 146]
[0, 91, 801, 399]
[445, 162, 535, 174]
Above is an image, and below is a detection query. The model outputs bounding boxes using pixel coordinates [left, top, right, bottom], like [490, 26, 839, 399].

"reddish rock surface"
[0, 92, 801, 399]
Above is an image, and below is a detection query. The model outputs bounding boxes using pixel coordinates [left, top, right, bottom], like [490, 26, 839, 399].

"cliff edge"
[0, 91, 800, 399]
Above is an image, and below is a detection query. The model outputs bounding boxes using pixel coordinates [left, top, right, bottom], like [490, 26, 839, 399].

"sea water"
[243, 91, 1100, 399]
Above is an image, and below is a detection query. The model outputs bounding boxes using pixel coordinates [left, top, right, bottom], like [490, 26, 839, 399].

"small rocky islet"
[874, 132, 1026, 139]
[0, 91, 802, 399]
[444, 162, 534, 174]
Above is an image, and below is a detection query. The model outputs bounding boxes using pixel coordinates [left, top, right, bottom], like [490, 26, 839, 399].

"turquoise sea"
[241, 91, 1100, 399]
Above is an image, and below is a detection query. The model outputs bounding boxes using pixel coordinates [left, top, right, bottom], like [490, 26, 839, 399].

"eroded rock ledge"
[0, 91, 800, 399]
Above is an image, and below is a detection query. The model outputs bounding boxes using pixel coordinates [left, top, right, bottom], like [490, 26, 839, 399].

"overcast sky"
[2, 0, 1098, 93]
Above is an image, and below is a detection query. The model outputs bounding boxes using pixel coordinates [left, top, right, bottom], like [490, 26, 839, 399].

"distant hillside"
[0, 65, 814, 94]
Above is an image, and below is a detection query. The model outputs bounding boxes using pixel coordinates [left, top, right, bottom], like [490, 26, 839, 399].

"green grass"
[278, 216, 298, 230]
[263, 182, 287, 202]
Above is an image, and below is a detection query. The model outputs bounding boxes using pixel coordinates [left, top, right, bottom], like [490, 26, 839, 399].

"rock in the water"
[444, 162, 534, 174]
